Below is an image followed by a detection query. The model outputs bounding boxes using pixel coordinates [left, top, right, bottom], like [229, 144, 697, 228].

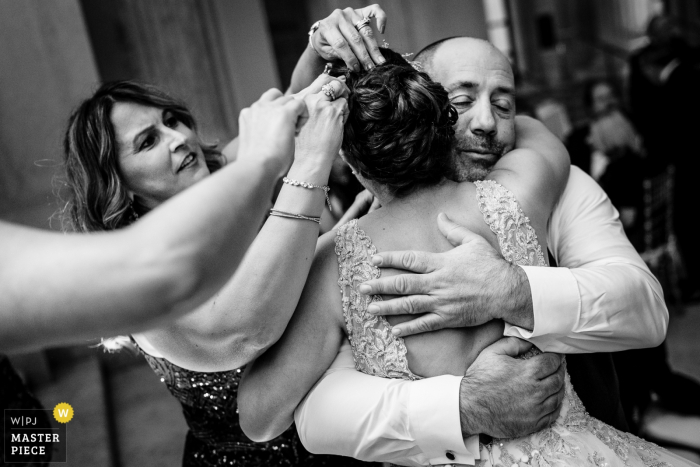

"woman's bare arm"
[238, 232, 346, 441]
[134, 81, 350, 372]
[287, 5, 388, 94]
[0, 91, 304, 354]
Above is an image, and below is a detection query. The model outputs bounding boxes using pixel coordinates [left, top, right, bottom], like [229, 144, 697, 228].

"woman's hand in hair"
[294, 79, 349, 173]
[292, 73, 340, 100]
[310, 4, 388, 72]
[237, 88, 307, 178]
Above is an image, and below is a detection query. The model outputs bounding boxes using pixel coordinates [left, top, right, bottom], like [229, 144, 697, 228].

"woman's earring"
[129, 199, 139, 222]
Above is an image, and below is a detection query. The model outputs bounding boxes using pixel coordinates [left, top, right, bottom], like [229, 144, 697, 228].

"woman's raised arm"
[132, 79, 351, 372]
[0, 91, 306, 353]
[287, 4, 388, 94]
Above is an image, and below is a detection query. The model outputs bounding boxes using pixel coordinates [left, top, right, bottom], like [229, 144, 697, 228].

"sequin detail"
[139, 350, 366, 466]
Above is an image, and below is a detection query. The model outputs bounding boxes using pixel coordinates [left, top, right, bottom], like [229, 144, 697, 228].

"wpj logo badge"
[3, 403, 70, 463]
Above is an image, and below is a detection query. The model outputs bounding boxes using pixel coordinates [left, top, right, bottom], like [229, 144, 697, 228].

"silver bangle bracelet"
[269, 209, 321, 224]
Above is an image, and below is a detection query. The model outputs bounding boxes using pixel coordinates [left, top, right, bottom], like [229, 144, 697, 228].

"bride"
[238, 48, 696, 467]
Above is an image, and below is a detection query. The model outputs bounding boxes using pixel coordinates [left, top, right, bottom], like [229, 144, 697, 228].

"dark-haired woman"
[61, 78, 369, 467]
[239, 49, 696, 467]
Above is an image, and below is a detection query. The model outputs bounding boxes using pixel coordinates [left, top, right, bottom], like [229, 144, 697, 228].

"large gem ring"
[354, 18, 371, 32]
[321, 83, 336, 100]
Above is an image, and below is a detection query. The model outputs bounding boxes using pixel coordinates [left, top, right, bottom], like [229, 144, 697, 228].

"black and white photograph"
[1, 0, 699, 465]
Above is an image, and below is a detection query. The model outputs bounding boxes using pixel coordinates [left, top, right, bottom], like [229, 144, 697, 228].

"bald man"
[288, 26, 666, 467]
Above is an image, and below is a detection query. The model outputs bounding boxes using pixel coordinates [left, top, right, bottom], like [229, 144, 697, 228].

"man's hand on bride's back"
[460, 337, 566, 438]
[358, 213, 534, 337]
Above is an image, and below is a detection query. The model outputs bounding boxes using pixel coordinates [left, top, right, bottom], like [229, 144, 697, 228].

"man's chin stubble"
[450, 159, 494, 183]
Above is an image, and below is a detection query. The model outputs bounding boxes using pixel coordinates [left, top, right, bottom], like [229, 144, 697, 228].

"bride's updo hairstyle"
[338, 47, 457, 197]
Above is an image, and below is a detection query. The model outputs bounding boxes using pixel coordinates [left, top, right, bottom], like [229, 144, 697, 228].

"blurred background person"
[566, 77, 700, 439]
[566, 78, 645, 248]
[628, 13, 700, 302]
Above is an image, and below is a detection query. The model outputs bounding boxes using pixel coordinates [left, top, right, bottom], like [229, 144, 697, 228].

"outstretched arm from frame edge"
[0, 158, 281, 353]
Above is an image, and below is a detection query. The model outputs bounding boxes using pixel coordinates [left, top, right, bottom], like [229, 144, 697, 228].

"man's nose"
[470, 99, 497, 137]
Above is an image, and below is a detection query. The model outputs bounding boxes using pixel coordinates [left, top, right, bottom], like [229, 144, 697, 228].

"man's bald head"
[415, 36, 511, 77]
[415, 36, 516, 182]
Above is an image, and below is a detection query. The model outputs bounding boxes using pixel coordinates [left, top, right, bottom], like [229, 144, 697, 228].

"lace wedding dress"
[334, 180, 696, 467]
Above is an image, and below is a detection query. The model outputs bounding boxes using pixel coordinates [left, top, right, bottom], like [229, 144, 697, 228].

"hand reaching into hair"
[294, 78, 349, 174]
[309, 4, 388, 71]
[237, 89, 307, 178]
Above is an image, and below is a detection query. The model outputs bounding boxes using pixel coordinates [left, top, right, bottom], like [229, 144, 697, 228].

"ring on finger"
[354, 17, 371, 31]
[321, 83, 336, 100]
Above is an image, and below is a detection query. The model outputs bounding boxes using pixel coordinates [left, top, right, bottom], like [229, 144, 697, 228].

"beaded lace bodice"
[334, 180, 680, 467]
[474, 180, 547, 267]
[335, 219, 419, 381]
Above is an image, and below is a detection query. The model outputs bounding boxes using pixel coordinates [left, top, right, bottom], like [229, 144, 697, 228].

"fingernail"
[392, 328, 401, 336]
[358, 284, 371, 294]
[338, 76, 346, 81]
[354, 64, 360, 72]
[371, 255, 382, 265]
[367, 304, 379, 314]
[367, 63, 374, 70]
[377, 57, 386, 64]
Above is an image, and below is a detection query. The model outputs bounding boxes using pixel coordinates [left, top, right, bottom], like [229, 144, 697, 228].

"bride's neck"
[367, 179, 454, 217]
[356, 173, 456, 215]
[387, 179, 452, 206]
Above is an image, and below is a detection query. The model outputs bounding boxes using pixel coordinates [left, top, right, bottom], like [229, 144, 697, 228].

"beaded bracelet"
[282, 177, 332, 211]
[269, 209, 321, 224]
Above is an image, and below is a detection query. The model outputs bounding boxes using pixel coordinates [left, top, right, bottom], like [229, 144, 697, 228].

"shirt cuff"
[408, 375, 479, 465]
[504, 266, 580, 348]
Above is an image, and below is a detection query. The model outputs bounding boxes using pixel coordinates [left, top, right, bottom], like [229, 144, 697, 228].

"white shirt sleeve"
[295, 341, 478, 466]
[503, 166, 668, 352]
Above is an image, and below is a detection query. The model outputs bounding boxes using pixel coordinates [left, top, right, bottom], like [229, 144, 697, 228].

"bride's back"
[337, 48, 527, 378]
[355, 181, 505, 378]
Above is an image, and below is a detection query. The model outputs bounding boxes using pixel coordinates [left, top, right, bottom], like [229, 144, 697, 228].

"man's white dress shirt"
[294, 167, 668, 466]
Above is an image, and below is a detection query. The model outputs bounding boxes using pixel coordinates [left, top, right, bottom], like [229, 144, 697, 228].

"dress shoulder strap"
[334, 220, 419, 380]
[474, 180, 547, 267]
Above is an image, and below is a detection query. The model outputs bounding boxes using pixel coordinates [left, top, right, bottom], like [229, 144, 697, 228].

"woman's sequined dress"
[139, 350, 370, 466]
[333, 180, 697, 467]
